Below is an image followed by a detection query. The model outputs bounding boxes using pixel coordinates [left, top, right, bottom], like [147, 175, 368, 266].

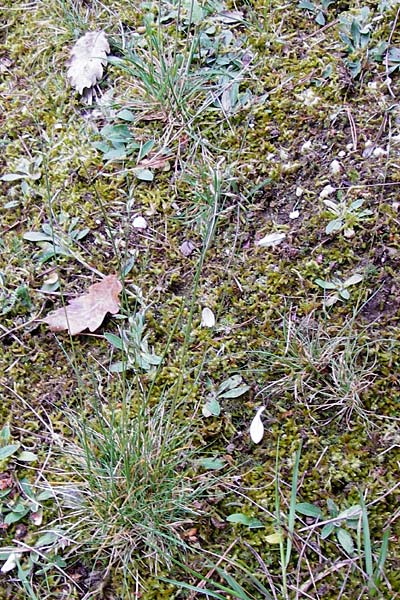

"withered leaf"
[42, 275, 122, 335]
[66, 31, 110, 95]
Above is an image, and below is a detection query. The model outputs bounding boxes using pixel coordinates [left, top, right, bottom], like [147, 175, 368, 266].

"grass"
[248, 309, 380, 426]
[1, 0, 400, 598]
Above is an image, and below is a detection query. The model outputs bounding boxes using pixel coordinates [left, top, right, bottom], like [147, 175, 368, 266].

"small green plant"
[338, 7, 373, 77]
[297, 493, 391, 595]
[298, 0, 335, 26]
[93, 120, 156, 181]
[23, 212, 90, 263]
[0, 424, 64, 598]
[323, 197, 373, 237]
[315, 272, 364, 306]
[105, 310, 162, 374]
[202, 374, 250, 417]
[296, 499, 361, 555]
[0, 276, 32, 316]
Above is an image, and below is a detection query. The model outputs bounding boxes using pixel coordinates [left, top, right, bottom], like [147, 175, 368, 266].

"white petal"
[289, 210, 300, 220]
[132, 216, 147, 229]
[201, 307, 215, 328]
[319, 185, 336, 199]
[330, 160, 341, 175]
[1, 553, 17, 573]
[256, 232, 286, 247]
[250, 407, 266, 444]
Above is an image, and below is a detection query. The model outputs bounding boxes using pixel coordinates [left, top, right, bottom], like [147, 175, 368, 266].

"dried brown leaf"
[42, 275, 122, 335]
[66, 31, 110, 95]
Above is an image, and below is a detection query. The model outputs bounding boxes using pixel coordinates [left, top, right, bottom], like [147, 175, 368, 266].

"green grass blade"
[286, 441, 302, 568]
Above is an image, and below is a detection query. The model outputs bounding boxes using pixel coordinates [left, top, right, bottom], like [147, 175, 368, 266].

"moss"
[1, 0, 400, 597]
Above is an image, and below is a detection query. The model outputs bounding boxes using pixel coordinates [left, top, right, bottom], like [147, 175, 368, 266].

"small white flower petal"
[300, 140, 312, 153]
[201, 307, 215, 328]
[132, 216, 147, 229]
[256, 232, 286, 247]
[289, 210, 300, 220]
[319, 185, 336, 199]
[1, 552, 17, 573]
[295, 186, 303, 197]
[330, 160, 341, 175]
[250, 407, 266, 444]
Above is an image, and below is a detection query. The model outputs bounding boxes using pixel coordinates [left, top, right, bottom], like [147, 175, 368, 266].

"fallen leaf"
[42, 275, 122, 335]
[66, 31, 110, 95]
[250, 406, 265, 444]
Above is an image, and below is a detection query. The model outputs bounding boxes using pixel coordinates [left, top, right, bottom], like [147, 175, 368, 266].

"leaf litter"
[42, 275, 122, 335]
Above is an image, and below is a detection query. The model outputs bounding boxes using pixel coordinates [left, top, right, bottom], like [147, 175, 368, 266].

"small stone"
[180, 240, 196, 257]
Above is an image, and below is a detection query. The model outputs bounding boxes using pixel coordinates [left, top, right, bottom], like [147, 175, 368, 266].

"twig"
[188, 538, 238, 599]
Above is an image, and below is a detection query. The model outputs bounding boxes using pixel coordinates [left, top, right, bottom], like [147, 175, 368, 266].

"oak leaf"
[66, 31, 110, 96]
[42, 275, 122, 335]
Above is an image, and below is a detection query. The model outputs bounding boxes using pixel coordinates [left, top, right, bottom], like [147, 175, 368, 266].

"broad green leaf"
[36, 490, 54, 501]
[327, 498, 338, 516]
[315, 279, 337, 290]
[117, 109, 135, 121]
[73, 227, 90, 241]
[110, 361, 129, 373]
[349, 198, 364, 210]
[4, 508, 30, 525]
[134, 168, 154, 182]
[343, 273, 363, 287]
[202, 397, 221, 417]
[296, 502, 323, 519]
[198, 458, 225, 470]
[35, 531, 60, 547]
[122, 256, 136, 276]
[326, 219, 343, 234]
[104, 332, 125, 350]
[103, 147, 127, 161]
[339, 288, 350, 300]
[316, 11, 325, 26]
[0, 425, 10, 444]
[92, 141, 110, 153]
[219, 384, 250, 399]
[1, 173, 25, 181]
[0, 443, 20, 461]
[18, 451, 38, 462]
[137, 139, 155, 162]
[100, 124, 132, 143]
[336, 527, 355, 555]
[321, 522, 335, 539]
[217, 375, 242, 395]
[337, 505, 362, 520]
[226, 513, 263, 528]
[23, 231, 53, 243]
